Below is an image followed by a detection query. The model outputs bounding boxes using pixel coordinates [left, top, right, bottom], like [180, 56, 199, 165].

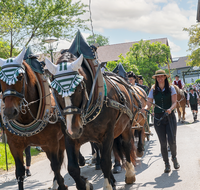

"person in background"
[143, 69, 180, 173]
[187, 87, 199, 121]
[172, 75, 185, 89]
[127, 71, 136, 86]
[24, 146, 31, 176]
[138, 75, 144, 85]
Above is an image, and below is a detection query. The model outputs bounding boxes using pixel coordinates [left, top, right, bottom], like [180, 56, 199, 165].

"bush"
[195, 79, 200, 84]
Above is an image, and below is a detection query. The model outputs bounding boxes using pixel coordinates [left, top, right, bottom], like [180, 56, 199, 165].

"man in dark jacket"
[187, 87, 199, 121]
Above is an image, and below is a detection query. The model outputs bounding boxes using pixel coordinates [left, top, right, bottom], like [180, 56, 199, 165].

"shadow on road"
[142, 170, 182, 188]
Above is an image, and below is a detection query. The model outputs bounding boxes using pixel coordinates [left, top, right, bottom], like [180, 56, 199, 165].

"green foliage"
[107, 40, 171, 88]
[0, 0, 88, 57]
[0, 143, 15, 170]
[0, 38, 19, 58]
[0, 142, 41, 170]
[183, 24, 200, 66]
[87, 34, 109, 46]
[195, 79, 200, 83]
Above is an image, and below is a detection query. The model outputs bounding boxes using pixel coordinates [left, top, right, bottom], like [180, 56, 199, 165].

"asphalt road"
[1, 106, 200, 190]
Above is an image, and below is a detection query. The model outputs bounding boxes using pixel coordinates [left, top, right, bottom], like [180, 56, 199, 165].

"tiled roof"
[97, 38, 169, 63]
[170, 56, 190, 69]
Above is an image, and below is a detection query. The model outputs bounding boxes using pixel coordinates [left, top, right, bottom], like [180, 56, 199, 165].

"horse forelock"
[23, 61, 36, 86]
[56, 52, 87, 80]
[56, 52, 77, 65]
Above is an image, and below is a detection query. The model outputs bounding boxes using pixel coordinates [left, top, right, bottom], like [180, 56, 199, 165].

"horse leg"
[93, 143, 101, 170]
[100, 125, 116, 190]
[177, 107, 181, 122]
[7, 138, 25, 190]
[90, 142, 97, 164]
[183, 105, 186, 121]
[121, 128, 136, 184]
[50, 136, 67, 190]
[65, 136, 93, 190]
[79, 150, 86, 166]
[44, 140, 66, 190]
[136, 129, 145, 157]
[13, 150, 25, 190]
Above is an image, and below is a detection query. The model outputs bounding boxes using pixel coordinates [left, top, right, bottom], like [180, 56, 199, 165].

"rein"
[19, 92, 51, 120]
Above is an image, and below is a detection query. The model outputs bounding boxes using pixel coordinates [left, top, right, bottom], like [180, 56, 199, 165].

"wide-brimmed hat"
[152, 70, 170, 79]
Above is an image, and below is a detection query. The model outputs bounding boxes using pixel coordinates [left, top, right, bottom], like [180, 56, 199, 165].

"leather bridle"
[62, 81, 89, 117]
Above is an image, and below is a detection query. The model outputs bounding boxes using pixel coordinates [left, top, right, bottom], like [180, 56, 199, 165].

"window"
[177, 69, 181, 74]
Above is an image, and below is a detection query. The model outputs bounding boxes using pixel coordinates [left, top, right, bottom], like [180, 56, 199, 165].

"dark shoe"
[164, 163, 171, 173]
[172, 158, 180, 169]
[26, 169, 31, 177]
[113, 165, 122, 174]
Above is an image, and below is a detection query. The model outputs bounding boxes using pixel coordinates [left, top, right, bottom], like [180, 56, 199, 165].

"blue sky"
[56, 0, 198, 58]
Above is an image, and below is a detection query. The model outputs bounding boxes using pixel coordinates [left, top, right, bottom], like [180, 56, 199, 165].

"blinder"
[1, 64, 26, 103]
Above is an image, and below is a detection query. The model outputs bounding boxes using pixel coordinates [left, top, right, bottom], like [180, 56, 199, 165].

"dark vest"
[189, 92, 197, 105]
[154, 88, 172, 113]
[174, 80, 182, 89]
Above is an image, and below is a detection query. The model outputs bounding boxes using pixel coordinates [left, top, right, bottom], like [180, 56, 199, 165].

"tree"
[183, 24, 200, 66]
[0, 38, 18, 58]
[107, 40, 171, 88]
[0, 0, 88, 57]
[86, 34, 109, 46]
[195, 79, 200, 83]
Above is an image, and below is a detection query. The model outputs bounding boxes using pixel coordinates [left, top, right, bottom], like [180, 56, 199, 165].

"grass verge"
[0, 143, 41, 170]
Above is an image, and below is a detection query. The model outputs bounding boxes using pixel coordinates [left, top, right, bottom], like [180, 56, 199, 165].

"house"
[170, 56, 200, 84]
[97, 38, 170, 64]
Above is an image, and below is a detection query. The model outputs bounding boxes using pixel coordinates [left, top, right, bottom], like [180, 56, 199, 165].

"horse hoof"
[86, 180, 93, 190]
[95, 164, 101, 170]
[112, 186, 116, 190]
[136, 150, 144, 157]
[125, 175, 136, 184]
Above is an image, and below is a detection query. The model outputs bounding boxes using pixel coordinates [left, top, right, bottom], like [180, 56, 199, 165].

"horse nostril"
[13, 109, 18, 116]
[79, 127, 83, 135]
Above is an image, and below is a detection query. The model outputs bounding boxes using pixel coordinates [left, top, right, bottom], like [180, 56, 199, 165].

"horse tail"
[113, 134, 136, 166]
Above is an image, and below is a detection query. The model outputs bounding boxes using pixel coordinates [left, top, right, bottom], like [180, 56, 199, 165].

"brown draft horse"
[131, 85, 149, 157]
[0, 52, 66, 190]
[45, 52, 137, 190]
[173, 85, 186, 123]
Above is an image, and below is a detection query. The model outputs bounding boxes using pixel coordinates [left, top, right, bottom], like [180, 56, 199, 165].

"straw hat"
[152, 70, 170, 79]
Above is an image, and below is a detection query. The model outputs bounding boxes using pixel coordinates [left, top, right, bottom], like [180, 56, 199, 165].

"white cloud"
[168, 39, 181, 52]
[80, 0, 196, 40]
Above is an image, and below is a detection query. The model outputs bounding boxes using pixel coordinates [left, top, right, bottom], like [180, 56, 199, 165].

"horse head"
[45, 53, 87, 139]
[0, 48, 37, 120]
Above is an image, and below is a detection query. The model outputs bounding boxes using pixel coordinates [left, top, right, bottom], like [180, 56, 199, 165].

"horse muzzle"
[4, 107, 19, 120]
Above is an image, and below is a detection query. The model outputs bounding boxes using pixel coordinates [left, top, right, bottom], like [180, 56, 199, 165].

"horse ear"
[0, 58, 5, 67]
[71, 54, 83, 71]
[15, 47, 26, 65]
[45, 57, 57, 75]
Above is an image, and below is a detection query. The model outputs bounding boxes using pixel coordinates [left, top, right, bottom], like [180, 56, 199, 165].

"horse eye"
[18, 75, 23, 81]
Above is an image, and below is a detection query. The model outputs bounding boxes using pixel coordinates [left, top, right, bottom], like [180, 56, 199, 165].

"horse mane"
[23, 61, 37, 86]
[173, 84, 184, 96]
[56, 52, 77, 65]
